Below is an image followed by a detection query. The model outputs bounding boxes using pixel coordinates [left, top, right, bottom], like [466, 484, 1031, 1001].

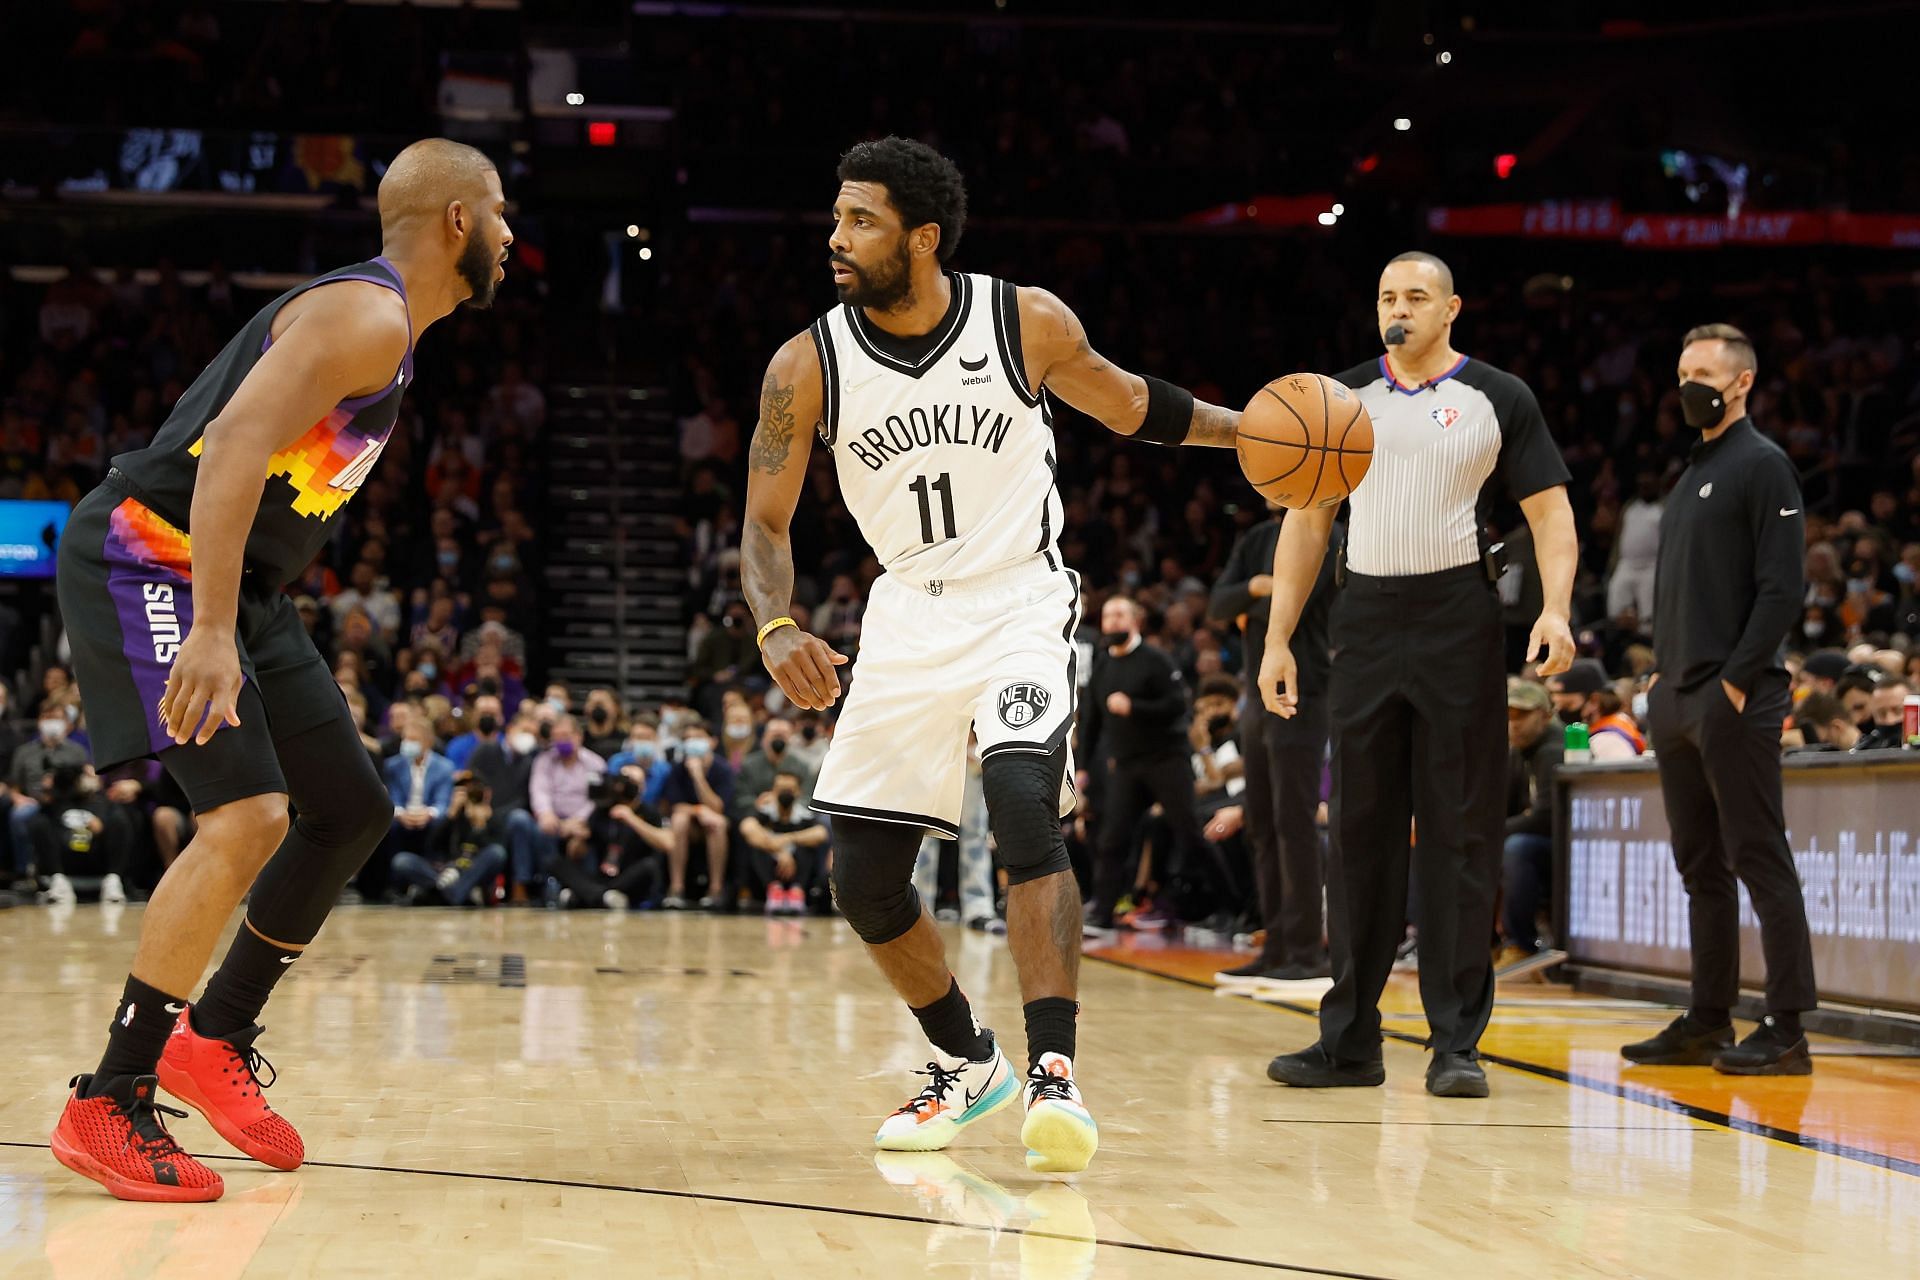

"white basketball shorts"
[811, 554, 1081, 838]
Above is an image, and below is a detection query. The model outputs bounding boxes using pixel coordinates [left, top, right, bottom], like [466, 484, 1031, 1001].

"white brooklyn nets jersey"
[811, 272, 1063, 587]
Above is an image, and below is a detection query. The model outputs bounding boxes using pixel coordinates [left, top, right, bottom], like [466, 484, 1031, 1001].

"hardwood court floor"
[1, 904, 1917, 1280]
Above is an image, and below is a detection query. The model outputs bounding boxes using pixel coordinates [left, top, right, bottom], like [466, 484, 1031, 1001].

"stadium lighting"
[1394, 118, 1412, 132]
[566, 92, 585, 106]
[1317, 212, 1337, 227]
[1438, 51, 1453, 65]
[626, 225, 640, 238]
[1332, 203, 1346, 216]
[639, 247, 654, 261]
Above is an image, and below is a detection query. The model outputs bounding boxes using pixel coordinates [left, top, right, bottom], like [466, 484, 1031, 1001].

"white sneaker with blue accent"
[1020, 1053, 1098, 1174]
[874, 1040, 1016, 1152]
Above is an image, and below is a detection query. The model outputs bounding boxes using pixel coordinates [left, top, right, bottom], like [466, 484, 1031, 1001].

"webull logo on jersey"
[845, 403, 1015, 473]
[143, 582, 183, 664]
[997, 683, 1051, 730]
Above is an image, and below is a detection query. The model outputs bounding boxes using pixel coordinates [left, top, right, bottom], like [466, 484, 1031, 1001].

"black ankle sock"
[90, 975, 187, 1095]
[911, 978, 993, 1061]
[1690, 1007, 1731, 1030]
[193, 923, 301, 1039]
[1768, 1012, 1804, 1041]
[1023, 997, 1079, 1065]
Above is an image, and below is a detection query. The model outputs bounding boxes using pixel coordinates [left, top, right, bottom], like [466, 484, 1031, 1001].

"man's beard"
[834, 239, 913, 311]
[458, 234, 499, 309]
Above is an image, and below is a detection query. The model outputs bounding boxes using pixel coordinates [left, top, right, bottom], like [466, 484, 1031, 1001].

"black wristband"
[1135, 375, 1196, 446]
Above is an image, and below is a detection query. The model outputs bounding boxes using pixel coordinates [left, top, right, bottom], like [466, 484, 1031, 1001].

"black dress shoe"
[1426, 1051, 1489, 1098]
[1214, 958, 1282, 982]
[1267, 1043, 1385, 1088]
[1713, 1017, 1813, 1076]
[1621, 1013, 1735, 1065]
[1267, 960, 1333, 982]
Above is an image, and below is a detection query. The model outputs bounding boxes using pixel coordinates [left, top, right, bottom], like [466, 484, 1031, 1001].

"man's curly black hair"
[837, 136, 968, 264]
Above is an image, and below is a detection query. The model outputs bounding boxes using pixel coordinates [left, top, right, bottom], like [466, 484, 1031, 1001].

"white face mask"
[509, 731, 538, 755]
[1631, 692, 1650, 722]
[39, 720, 67, 743]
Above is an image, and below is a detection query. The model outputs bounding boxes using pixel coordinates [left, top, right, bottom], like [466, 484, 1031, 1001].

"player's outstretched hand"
[763, 627, 848, 711]
[160, 627, 244, 746]
[1257, 641, 1299, 719]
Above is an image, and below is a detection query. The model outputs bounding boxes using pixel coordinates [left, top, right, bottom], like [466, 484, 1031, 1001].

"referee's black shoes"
[1620, 1013, 1736, 1066]
[1425, 1052, 1490, 1098]
[1266, 1044, 1385, 1088]
[1712, 1016, 1814, 1077]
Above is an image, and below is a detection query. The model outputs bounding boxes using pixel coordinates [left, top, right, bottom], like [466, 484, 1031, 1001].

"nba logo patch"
[997, 683, 1050, 730]
[1431, 406, 1461, 430]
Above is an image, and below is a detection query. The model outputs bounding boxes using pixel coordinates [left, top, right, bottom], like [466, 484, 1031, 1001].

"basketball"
[1235, 372, 1374, 509]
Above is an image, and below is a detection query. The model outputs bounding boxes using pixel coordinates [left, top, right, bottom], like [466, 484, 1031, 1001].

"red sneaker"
[157, 1010, 304, 1170]
[50, 1074, 225, 1202]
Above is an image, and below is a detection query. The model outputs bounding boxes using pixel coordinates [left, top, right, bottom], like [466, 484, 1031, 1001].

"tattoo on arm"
[1183, 400, 1240, 449]
[748, 372, 798, 475]
[1074, 336, 1110, 375]
[740, 519, 794, 630]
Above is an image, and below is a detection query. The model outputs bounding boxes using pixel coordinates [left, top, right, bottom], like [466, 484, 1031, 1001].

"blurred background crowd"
[4, 3, 1917, 968]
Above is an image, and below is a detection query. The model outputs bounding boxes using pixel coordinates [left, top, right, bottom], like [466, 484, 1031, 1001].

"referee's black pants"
[1239, 697, 1328, 968]
[1645, 673, 1817, 1014]
[1091, 751, 1202, 925]
[1319, 566, 1506, 1062]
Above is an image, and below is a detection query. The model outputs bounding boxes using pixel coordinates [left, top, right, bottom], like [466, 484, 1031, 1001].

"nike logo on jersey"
[1780, 507, 1799, 517]
[958, 354, 989, 371]
[330, 436, 388, 491]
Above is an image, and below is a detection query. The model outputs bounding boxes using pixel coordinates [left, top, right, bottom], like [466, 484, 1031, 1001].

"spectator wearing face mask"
[473, 712, 545, 902]
[785, 712, 829, 773]
[582, 688, 627, 759]
[661, 722, 733, 911]
[739, 772, 829, 914]
[1856, 676, 1911, 751]
[1547, 660, 1646, 760]
[1834, 669, 1879, 738]
[730, 719, 814, 819]
[446, 695, 505, 769]
[370, 723, 456, 903]
[391, 772, 510, 907]
[687, 601, 763, 725]
[9, 710, 89, 887]
[528, 716, 608, 896]
[719, 707, 760, 770]
[32, 762, 130, 906]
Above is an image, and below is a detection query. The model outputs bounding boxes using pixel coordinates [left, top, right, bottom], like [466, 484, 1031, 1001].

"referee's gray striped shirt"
[1335, 356, 1569, 577]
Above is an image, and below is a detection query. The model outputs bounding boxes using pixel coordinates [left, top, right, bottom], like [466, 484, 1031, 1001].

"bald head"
[1386, 251, 1454, 297]
[378, 138, 512, 309]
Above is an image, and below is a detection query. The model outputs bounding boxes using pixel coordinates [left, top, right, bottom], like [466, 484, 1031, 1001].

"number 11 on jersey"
[908, 472, 957, 543]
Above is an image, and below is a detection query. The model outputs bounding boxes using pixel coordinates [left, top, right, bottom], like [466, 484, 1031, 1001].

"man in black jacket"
[1077, 596, 1202, 929]
[1624, 323, 1816, 1077]
[1500, 680, 1562, 958]
[1209, 503, 1338, 981]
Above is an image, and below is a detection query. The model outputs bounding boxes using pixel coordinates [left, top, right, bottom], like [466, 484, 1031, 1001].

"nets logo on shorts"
[997, 683, 1051, 730]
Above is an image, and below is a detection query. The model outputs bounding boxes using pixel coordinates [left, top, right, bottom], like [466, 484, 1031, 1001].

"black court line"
[0, 1139, 1400, 1279]
[1089, 953, 1920, 1181]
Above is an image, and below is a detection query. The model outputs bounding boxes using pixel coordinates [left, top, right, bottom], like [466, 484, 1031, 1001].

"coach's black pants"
[1091, 751, 1202, 925]
[1240, 698, 1328, 968]
[1319, 566, 1506, 1061]
[1646, 673, 1816, 1014]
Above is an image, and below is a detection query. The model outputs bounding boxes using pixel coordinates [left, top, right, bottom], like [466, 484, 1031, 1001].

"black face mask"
[1679, 378, 1738, 430]
[1207, 714, 1233, 735]
[1102, 630, 1132, 647]
[476, 714, 499, 735]
[1556, 707, 1583, 726]
[768, 736, 788, 754]
[800, 724, 818, 742]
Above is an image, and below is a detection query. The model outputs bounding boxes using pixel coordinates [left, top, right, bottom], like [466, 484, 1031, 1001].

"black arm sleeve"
[1723, 453, 1807, 693]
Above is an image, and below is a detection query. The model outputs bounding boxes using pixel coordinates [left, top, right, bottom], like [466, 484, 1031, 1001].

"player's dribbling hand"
[160, 627, 244, 746]
[1528, 610, 1576, 678]
[762, 627, 848, 712]
[1258, 642, 1298, 718]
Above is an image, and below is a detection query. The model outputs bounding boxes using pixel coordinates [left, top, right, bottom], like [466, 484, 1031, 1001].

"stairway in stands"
[542, 385, 686, 707]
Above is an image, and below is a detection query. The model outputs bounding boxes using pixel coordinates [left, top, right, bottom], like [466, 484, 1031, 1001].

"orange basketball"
[1234, 372, 1374, 510]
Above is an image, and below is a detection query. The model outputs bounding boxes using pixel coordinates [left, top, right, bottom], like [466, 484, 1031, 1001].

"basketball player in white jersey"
[742, 138, 1238, 1174]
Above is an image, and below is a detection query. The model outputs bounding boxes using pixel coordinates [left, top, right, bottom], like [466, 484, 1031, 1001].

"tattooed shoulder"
[749, 371, 798, 475]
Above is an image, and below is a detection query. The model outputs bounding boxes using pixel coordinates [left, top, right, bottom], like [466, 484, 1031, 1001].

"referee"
[1620, 323, 1817, 1076]
[1257, 251, 1578, 1098]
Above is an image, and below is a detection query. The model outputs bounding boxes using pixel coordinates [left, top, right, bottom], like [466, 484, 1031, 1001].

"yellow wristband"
[756, 616, 798, 648]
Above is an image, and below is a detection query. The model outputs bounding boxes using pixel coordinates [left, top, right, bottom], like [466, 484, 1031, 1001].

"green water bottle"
[1563, 720, 1592, 764]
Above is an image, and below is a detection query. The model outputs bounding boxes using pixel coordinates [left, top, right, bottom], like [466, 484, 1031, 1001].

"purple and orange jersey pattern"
[188, 408, 392, 522]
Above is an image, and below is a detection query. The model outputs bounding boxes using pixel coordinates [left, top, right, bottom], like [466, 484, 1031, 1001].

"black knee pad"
[981, 742, 1074, 886]
[827, 815, 926, 945]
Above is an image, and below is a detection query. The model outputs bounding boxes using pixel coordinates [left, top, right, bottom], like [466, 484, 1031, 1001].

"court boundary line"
[1087, 952, 1920, 1180]
[0, 1138, 1400, 1280]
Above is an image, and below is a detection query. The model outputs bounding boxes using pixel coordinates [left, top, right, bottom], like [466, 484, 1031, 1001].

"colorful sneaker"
[157, 1011, 304, 1170]
[50, 1074, 225, 1202]
[874, 1040, 1017, 1152]
[1020, 1053, 1098, 1174]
